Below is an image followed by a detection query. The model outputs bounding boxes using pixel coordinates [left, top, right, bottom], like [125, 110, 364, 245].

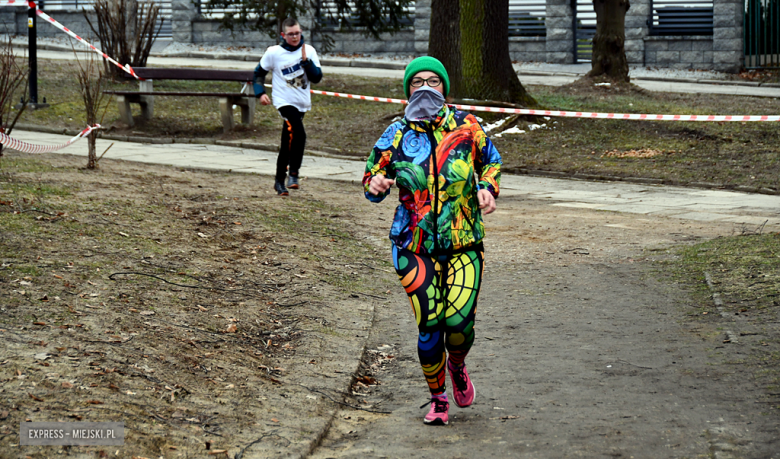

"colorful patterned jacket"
[363, 106, 502, 255]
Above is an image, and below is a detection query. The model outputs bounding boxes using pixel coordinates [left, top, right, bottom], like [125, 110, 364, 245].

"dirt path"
[309, 194, 780, 458]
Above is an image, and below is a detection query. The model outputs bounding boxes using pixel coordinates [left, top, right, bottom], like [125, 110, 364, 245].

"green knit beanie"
[403, 56, 450, 99]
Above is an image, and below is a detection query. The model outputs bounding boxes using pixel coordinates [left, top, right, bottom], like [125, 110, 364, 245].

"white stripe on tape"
[308, 90, 780, 122]
[1, 125, 100, 153]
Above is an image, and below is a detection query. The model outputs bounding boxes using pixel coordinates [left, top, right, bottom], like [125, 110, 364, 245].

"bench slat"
[104, 91, 252, 97]
[133, 68, 254, 81]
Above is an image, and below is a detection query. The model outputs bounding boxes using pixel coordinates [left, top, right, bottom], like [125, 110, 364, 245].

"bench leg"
[139, 96, 154, 120]
[139, 81, 154, 120]
[116, 95, 134, 127]
[219, 97, 235, 133]
[240, 97, 255, 126]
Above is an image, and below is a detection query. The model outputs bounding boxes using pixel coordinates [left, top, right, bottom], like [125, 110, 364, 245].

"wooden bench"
[104, 68, 256, 133]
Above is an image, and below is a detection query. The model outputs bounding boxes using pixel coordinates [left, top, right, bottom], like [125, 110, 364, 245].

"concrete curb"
[13, 123, 779, 196]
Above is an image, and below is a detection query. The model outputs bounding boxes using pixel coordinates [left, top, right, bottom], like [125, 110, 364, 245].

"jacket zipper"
[429, 126, 439, 254]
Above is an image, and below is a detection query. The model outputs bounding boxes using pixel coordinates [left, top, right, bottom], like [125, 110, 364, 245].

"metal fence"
[648, 0, 714, 35]
[745, 0, 780, 68]
[574, 0, 596, 62]
[509, 0, 546, 37]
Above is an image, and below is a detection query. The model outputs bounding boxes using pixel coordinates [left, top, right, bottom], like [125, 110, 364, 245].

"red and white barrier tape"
[0, 0, 140, 79]
[1, 125, 100, 153]
[309, 89, 780, 122]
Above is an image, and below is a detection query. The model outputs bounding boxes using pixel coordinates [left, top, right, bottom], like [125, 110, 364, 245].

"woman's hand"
[301, 44, 307, 62]
[259, 94, 271, 106]
[369, 175, 395, 196]
[477, 189, 496, 215]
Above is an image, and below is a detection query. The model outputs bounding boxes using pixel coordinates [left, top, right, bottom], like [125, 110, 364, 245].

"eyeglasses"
[410, 77, 442, 88]
[284, 31, 301, 37]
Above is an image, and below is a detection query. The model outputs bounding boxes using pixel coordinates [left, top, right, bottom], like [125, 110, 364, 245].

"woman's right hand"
[369, 175, 395, 195]
[259, 94, 271, 105]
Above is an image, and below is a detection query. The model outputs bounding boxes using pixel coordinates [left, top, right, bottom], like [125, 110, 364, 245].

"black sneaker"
[287, 174, 299, 189]
[274, 180, 289, 196]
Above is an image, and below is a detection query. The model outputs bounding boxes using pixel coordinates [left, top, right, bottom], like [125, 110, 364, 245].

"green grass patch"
[667, 232, 780, 317]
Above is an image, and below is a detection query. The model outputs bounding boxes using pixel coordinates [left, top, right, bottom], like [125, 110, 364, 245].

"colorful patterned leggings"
[392, 245, 484, 396]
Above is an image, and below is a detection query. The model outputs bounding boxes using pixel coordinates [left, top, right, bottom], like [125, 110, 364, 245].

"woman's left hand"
[477, 189, 496, 215]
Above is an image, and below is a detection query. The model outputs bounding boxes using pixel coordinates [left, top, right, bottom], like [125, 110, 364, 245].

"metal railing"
[575, 0, 596, 62]
[745, 0, 780, 69]
[509, 0, 546, 37]
[648, 0, 714, 35]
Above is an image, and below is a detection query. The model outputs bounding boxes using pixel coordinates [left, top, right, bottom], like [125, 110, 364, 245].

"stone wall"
[3, 0, 745, 72]
[12, 9, 98, 40]
[644, 36, 715, 69]
[190, 19, 416, 56]
[545, 0, 574, 64]
[510, 37, 547, 62]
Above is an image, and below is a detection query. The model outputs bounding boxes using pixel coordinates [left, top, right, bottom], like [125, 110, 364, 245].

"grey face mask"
[405, 86, 445, 121]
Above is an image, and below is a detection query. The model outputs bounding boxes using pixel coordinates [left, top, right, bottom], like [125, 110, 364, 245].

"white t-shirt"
[259, 44, 320, 112]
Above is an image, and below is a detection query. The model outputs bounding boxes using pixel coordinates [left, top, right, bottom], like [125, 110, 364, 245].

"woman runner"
[363, 56, 502, 425]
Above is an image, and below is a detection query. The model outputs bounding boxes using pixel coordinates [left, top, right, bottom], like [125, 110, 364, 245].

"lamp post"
[27, 1, 48, 109]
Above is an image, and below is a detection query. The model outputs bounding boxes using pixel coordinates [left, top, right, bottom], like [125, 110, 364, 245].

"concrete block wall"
[21, 10, 98, 41]
[545, 0, 574, 63]
[510, 37, 547, 62]
[11, 0, 740, 71]
[414, 0, 430, 55]
[644, 36, 715, 69]
[712, 0, 743, 72]
[0, 7, 21, 35]
[625, 0, 649, 64]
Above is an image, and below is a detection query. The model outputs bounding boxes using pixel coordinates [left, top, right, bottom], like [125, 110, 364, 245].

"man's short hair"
[282, 18, 299, 32]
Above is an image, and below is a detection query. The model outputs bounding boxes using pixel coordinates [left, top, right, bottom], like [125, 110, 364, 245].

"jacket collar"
[404, 105, 453, 132]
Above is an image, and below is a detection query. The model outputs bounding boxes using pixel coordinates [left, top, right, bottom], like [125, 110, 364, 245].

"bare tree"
[429, 0, 536, 106]
[74, 51, 108, 169]
[85, 0, 162, 78]
[0, 39, 29, 157]
[586, 0, 630, 82]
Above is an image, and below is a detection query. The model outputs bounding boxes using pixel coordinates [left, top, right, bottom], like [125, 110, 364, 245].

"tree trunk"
[87, 133, 97, 169]
[429, 0, 536, 106]
[587, 0, 630, 82]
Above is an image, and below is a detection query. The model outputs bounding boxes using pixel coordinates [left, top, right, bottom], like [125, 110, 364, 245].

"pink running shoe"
[422, 395, 449, 425]
[448, 360, 475, 407]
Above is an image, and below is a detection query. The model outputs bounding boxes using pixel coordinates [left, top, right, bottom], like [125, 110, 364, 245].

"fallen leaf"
[38, 295, 49, 302]
[53, 274, 63, 279]
[208, 451, 227, 456]
[33, 321, 46, 326]
[139, 311, 155, 316]
[34, 353, 50, 360]
[270, 418, 279, 423]
[118, 232, 129, 237]
[62, 382, 73, 389]
[225, 324, 237, 333]
[29, 393, 44, 402]
[85, 400, 103, 405]
[197, 232, 209, 238]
